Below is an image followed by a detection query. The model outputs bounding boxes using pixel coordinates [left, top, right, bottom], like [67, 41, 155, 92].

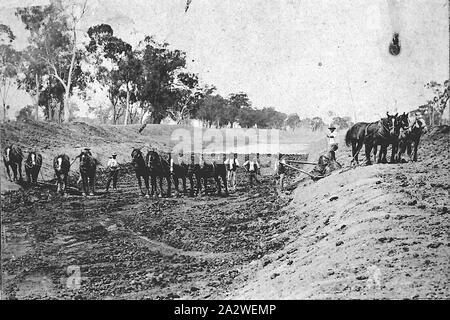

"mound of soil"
[226, 126, 449, 299]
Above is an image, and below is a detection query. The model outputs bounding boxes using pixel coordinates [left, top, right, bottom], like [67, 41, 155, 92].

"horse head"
[131, 148, 144, 168]
[146, 150, 161, 168]
[385, 112, 398, 135]
[4, 146, 11, 162]
[55, 156, 63, 172]
[28, 151, 37, 166]
[79, 151, 93, 167]
[397, 112, 409, 131]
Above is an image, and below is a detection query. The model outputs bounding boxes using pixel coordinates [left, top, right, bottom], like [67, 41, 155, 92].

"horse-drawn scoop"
[285, 152, 342, 181]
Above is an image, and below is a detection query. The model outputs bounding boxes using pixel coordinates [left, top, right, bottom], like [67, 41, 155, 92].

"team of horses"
[2, 146, 97, 196]
[345, 112, 426, 165]
[131, 148, 228, 198]
[2, 145, 228, 198]
[2, 113, 426, 196]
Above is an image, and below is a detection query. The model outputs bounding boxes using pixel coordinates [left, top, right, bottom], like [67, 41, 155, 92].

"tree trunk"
[124, 84, 130, 125]
[113, 104, 116, 125]
[35, 74, 40, 121]
[63, 92, 70, 122]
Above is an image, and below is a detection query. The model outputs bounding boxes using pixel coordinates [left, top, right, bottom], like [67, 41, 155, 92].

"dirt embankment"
[225, 126, 449, 299]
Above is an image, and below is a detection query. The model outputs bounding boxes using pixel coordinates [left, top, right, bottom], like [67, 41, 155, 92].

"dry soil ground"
[0, 121, 448, 299]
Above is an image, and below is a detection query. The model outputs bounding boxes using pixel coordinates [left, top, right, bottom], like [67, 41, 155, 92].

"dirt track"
[1, 122, 449, 299]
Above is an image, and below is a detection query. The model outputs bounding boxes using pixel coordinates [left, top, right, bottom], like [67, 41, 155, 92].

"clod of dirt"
[336, 241, 344, 246]
[270, 273, 280, 279]
[329, 196, 339, 201]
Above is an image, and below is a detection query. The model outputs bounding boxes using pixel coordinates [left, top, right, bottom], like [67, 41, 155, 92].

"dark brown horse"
[3, 144, 23, 181]
[169, 153, 190, 196]
[53, 154, 70, 195]
[131, 148, 150, 197]
[79, 151, 98, 196]
[345, 122, 370, 165]
[364, 113, 399, 164]
[25, 151, 42, 185]
[186, 153, 202, 196]
[146, 150, 172, 197]
[197, 154, 228, 196]
[396, 114, 426, 162]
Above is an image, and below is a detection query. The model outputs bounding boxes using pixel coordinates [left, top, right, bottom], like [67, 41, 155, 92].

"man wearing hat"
[243, 154, 260, 189]
[224, 152, 240, 191]
[71, 146, 93, 185]
[274, 153, 287, 190]
[105, 153, 119, 192]
[327, 126, 337, 149]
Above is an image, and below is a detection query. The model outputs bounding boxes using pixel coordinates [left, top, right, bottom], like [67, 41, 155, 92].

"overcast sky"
[1, 0, 449, 121]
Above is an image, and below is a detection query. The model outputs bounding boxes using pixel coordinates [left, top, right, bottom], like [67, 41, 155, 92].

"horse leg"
[82, 175, 88, 196]
[413, 137, 420, 162]
[351, 142, 356, 165]
[173, 176, 180, 196]
[182, 177, 187, 195]
[143, 175, 150, 197]
[203, 177, 208, 195]
[26, 168, 31, 184]
[166, 176, 172, 198]
[11, 163, 17, 181]
[151, 176, 157, 196]
[18, 161, 23, 181]
[378, 145, 386, 163]
[396, 141, 404, 163]
[5, 164, 12, 181]
[214, 175, 221, 195]
[32, 169, 38, 185]
[390, 142, 397, 164]
[196, 174, 202, 196]
[89, 175, 95, 196]
[137, 174, 143, 195]
[222, 173, 229, 196]
[63, 175, 68, 196]
[197, 176, 203, 197]
[188, 175, 194, 196]
[364, 142, 372, 165]
[158, 176, 164, 197]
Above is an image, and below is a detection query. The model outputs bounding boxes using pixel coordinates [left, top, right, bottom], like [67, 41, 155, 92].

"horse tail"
[345, 127, 353, 147]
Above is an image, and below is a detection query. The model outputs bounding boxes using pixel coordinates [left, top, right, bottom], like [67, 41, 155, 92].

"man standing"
[224, 152, 239, 190]
[274, 153, 287, 190]
[327, 126, 337, 149]
[243, 155, 260, 188]
[170, 152, 184, 173]
[71, 146, 92, 185]
[105, 153, 119, 192]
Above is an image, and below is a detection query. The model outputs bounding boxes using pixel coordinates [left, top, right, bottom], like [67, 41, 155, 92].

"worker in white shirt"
[327, 126, 338, 149]
[105, 153, 119, 192]
[170, 152, 185, 173]
[243, 155, 260, 188]
[224, 153, 239, 190]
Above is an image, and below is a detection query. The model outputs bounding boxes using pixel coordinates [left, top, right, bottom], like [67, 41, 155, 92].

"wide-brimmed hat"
[328, 126, 336, 130]
[112, 153, 117, 156]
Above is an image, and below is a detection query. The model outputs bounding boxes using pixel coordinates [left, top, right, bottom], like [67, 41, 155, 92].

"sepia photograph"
[0, 0, 449, 307]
